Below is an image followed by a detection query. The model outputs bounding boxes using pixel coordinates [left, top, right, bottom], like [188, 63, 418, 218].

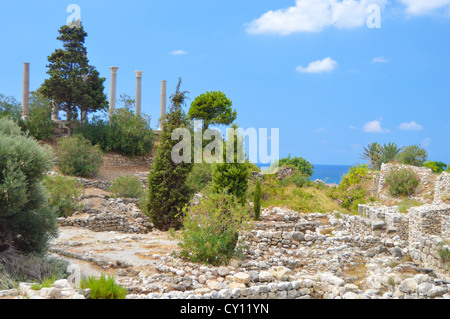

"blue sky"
[1, 0, 449, 165]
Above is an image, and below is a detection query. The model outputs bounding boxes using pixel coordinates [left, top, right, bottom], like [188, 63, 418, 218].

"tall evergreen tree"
[253, 178, 262, 221]
[39, 23, 108, 128]
[212, 124, 249, 205]
[146, 79, 193, 231]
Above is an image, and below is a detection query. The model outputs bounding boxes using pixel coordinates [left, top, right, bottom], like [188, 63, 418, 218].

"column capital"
[110, 66, 119, 74]
[135, 71, 143, 78]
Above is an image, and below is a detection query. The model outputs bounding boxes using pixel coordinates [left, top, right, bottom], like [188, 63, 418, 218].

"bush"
[175, 191, 252, 266]
[186, 162, 214, 195]
[25, 93, 57, 141]
[328, 187, 368, 213]
[340, 164, 370, 190]
[279, 154, 314, 177]
[80, 274, 127, 299]
[0, 118, 58, 254]
[423, 161, 447, 173]
[74, 106, 154, 157]
[385, 167, 420, 197]
[0, 247, 69, 290]
[108, 175, 144, 199]
[398, 145, 428, 167]
[42, 175, 84, 217]
[57, 135, 103, 177]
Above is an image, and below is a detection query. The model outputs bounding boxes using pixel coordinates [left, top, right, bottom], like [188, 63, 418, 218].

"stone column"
[109, 67, 119, 119]
[135, 71, 143, 116]
[160, 80, 167, 130]
[51, 100, 59, 122]
[22, 63, 30, 120]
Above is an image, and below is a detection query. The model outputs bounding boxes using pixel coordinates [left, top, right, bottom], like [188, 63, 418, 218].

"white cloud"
[399, 0, 450, 15]
[171, 50, 188, 55]
[245, 0, 386, 35]
[363, 120, 390, 133]
[399, 121, 423, 131]
[296, 57, 338, 74]
[373, 56, 389, 63]
[422, 137, 432, 148]
[314, 127, 327, 132]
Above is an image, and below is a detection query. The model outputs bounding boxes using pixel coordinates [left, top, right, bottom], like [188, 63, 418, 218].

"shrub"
[57, 135, 103, 177]
[108, 175, 144, 199]
[288, 172, 310, 188]
[385, 167, 420, 197]
[42, 175, 84, 217]
[398, 145, 428, 167]
[328, 187, 368, 213]
[279, 154, 314, 177]
[186, 162, 214, 195]
[74, 107, 154, 157]
[25, 93, 57, 141]
[423, 161, 447, 173]
[80, 274, 127, 299]
[0, 118, 58, 254]
[253, 178, 262, 221]
[175, 191, 251, 266]
[339, 164, 370, 190]
[0, 246, 69, 289]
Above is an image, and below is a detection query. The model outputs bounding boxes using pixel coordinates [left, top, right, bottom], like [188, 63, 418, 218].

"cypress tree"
[212, 124, 249, 205]
[253, 178, 261, 221]
[146, 79, 193, 231]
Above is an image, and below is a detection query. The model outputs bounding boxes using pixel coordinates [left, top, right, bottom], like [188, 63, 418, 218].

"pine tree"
[212, 124, 249, 206]
[39, 23, 108, 129]
[146, 79, 193, 231]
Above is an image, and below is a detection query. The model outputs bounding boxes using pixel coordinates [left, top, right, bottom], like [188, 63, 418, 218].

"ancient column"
[22, 63, 30, 120]
[109, 67, 119, 119]
[160, 80, 167, 130]
[51, 100, 59, 122]
[135, 71, 143, 116]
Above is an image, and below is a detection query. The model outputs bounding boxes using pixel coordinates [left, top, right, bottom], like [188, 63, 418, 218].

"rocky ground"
[1, 164, 449, 300]
[2, 197, 448, 300]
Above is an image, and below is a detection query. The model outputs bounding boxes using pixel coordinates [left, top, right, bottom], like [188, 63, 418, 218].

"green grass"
[31, 275, 56, 290]
[80, 274, 127, 299]
[253, 175, 347, 214]
[397, 199, 423, 213]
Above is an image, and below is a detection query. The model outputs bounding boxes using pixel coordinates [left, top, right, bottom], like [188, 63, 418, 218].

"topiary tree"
[146, 79, 193, 231]
[188, 91, 237, 132]
[0, 118, 58, 254]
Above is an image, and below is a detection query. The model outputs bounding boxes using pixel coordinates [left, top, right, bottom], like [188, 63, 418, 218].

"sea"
[256, 164, 351, 185]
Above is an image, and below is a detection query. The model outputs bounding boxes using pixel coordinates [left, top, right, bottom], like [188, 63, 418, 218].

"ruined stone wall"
[102, 153, 151, 168]
[434, 172, 450, 204]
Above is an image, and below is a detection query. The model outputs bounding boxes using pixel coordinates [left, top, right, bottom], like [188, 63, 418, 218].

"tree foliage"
[398, 145, 428, 167]
[188, 91, 237, 131]
[39, 24, 108, 127]
[212, 124, 249, 206]
[279, 154, 314, 177]
[146, 79, 193, 231]
[0, 118, 58, 254]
